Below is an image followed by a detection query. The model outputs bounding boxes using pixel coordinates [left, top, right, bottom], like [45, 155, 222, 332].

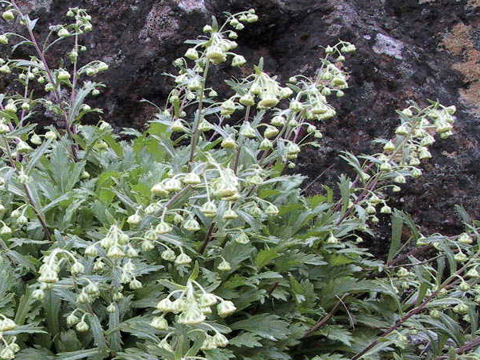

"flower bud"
[141, 240, 155, 251]
[164, 178, 182, 192]
[239, 93, 255, 107]
[199, 293, 217, 307]
[258, 95, 279, 109]
[57, 69, 71, 81]
[127, 213, 142, 225]
[71, 261, 85, 275]
[107, 303, 116, 313]
[217, 300, 236, 317]
[85, 245, 98, 257]
[66, 313, 79, 326]
[395, 124, 409, 136]
[231, 55, 246, 67]
[155, 222, 172, 235]
[151, 183, 168, 196]
[58, 28, 70, 37]
[151, 316, 168, 330]
[76, 320, 89, 332]
[2, 10, 15, 21]
[183, 172, 201, 185]
[259, 138, 273, 150]
[222, 209, 238, 220]
[156, 297, 174, 312]
[0, 64, 10, 73]
[0, 123, 9, 134]
[129, 279, 142, 290]
[221, 137, 237, 149]
[218, 259, 231, 271]
[175, 253, 192, 265]
[185, 48, 199, 60]
[161, 248, 176, 261]
[458, 233, 473, 244]
[178, 303, 205, 325]
[30, 134, 41, 145]
[264, 125, 279, 139]
[0, 318, 16, 332]
[201, 201, 218, 218]
[170, 120, 185, 133]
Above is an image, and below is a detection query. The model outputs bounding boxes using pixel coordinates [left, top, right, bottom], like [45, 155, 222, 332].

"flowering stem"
[1, 136, 52, 241]
[188, 61, 210, 168]
[233, 106, 250, 174]
[10, 0, 79, 162]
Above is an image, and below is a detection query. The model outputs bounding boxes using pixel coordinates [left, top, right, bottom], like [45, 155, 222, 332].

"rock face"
[9, 0, 480, 234]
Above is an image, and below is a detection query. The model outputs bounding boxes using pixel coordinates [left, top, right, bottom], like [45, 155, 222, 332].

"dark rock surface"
[9, 0, 480, 235]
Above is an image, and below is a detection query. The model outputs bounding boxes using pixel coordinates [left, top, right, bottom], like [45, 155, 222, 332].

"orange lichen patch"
[441, 23, 473, 55]
[467, 0, 480, 8]
[441, 23, 480, 113]
[459, 81, 480, 109]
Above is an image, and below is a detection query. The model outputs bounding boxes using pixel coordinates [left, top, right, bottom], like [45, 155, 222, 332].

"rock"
[4, 0, 480, 235]
[372, 33, 404, 60]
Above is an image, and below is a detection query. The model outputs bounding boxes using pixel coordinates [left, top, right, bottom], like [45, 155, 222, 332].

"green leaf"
[230, 314, 289, 341]
[255, 249, 280, 269]
[388, 210, 404, 263]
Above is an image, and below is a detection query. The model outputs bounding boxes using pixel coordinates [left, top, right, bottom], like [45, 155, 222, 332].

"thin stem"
[199, 223, 215, 255]
[303, 295, 346, 338]
[233, 106, 250, 174]
[436, 337, 480, 359]
[188, 61, 210, 168]
[11, 0, 79, 161]
[1, 136, 52, 241]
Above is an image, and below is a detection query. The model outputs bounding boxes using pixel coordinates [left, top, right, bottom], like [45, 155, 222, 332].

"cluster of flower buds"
[237, 70, 293, 111]
[95, 224, 132, 259]
[0, 318, 20, 360]
[58, 7, 93, 36]
[66, 311, 91, 332]
[36, 249, 84, 297]
[154, 281, 236, 331]
[376, 104, 456, 186]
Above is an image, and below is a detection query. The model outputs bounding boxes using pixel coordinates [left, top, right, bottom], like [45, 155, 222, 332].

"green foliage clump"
[0, 2, 476, 360]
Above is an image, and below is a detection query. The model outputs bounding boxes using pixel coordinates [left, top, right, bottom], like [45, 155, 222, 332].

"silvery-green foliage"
[0, 2, 477, 360]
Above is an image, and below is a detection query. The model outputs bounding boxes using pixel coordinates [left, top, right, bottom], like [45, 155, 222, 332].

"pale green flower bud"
[221, 137, 237, 149]
[70, 261, 85, 275]
[201, 201, 218, 218]
[76, 320, 89, 332]
[2, 10, 15, 21]
[155, 222, 172, 235]
[239, 93, 255, 107]
[127, 213, 141, 225]
[156, 297, 174, 312]
[258, 95, 279, 109]
[217, 300, 236, 317]
[0, 318, 16, 331]
[178, 303, 205, 325]
[458, 233, 473, 244]
[164, 178, 182, 192]
[66, 313, 79, 326]
[58, 28, 70, 37]
[234, 232, 249, 244]
[183, 172, 201, 185]
[151, 316, 168, 330]
[85, 245, 98, 257]
[175, 253, 192, 265]
[185, 48, 199, 60]
[232, 55, 246, 67]
[199, 293, 217, 307]
[129, 279, 143, 290]
[218, 259, 231, 271]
